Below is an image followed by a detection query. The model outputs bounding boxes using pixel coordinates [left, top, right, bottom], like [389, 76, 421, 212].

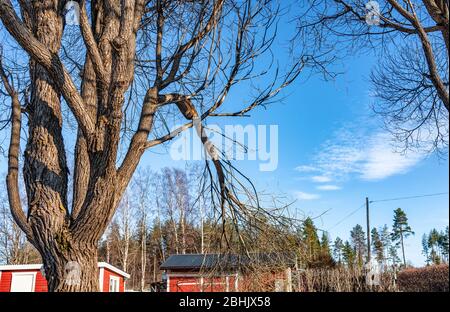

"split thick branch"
[0, 0, 96, 137]
[0, 57, 34, 243]
[79, 0, 107, 86]
[160, 0, 224, 88]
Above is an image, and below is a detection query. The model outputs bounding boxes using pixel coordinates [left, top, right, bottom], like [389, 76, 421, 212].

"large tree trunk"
[7, 0, 131, 291]
[21, 0, 71, 292]
[42, 242, 99, 292]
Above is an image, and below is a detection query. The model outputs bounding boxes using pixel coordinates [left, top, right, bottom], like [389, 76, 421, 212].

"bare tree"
[0, 0, 300, 291]
[152, 175, 166, 262]
[0, 186, 40, 264]
[175, 169, 189, 255]
[294, 0, 449, 153]
[160, 168, 180, 254]
[131, 169, 152, 291]
[116, 192, 133, 278]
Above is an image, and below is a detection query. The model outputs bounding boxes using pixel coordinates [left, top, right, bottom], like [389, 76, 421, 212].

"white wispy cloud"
[295, 191, 321, 200]
[360, 133, 425, 181]
[316, 185, 342, 191]
[295, 165, 319, 172]
[295, 125, 427, 182]
[311, 175, 332, 183]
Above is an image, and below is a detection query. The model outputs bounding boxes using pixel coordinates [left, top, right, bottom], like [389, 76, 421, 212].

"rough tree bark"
[0, 0, 145, 291]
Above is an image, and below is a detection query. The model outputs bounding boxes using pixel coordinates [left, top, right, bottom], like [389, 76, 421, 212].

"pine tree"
[428, 228, 441, 265]
[392, 208, 414, 266]
[379, 224, 391, 265]
[388, 245, 400, 268]
[319, 232, 334, 267]
[342, 241, 356, 268]
[437, 228, 449, 264]
[300, 218, 321, 267]
[371, 228, 384, 263]
[422, 233, 431, 265]
[441, 226, 449, 263]
[333, 237, 344, 265]
[350, 224, 367, 268]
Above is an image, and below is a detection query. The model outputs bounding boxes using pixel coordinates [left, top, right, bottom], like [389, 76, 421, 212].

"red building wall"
[168, 275, 237, 292]
[0, 268, 124, 292]
[167, 271, 289, 292]
[34, 271, 48, 292]
[0, 271, 12, 292]
[0, 270, 48, 292]
[102, 268, 125, 292]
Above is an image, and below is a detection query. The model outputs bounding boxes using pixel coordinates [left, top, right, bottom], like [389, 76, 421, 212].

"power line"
[327, 203, 365, 231]
[370, 192, 449, 204]
[327, 192, 448, 232]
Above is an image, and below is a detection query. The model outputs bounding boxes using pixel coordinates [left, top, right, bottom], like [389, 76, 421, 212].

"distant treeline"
[1, 166, 448, 291]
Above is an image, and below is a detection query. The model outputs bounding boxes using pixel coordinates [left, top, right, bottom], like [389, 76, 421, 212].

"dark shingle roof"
[160, 253, 295, 271]
[160, 254, 238, 270]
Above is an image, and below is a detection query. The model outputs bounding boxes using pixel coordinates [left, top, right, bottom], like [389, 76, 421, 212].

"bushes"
[242, 265, 449, 292]
[293, 267, 396, 292]
[397, 264, 449, 292]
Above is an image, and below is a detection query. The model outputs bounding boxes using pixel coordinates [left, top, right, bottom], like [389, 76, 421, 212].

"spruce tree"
[441, 226, 449, 263]
[428, 228, 441, 264]
[380, 224, 391, 265]
[371, 228, 384, 263]
[319, 232, 334, 267]
[300, 217, 321, 267]
[342, 241, 356, 268]
[333, 237, 344, 265]
[392, 208, 414, 266]
[422, 233, 431, 265]
[350, 224, 367, 268]
[388, 245, 400, 268]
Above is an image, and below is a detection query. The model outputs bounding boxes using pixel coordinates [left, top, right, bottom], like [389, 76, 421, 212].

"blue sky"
[0, 2, 448, 267]
[141, 51, 449, 266]
[136, 20, 449, 266]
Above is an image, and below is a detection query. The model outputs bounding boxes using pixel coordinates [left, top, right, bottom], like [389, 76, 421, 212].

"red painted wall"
[0, 271, 12, 292]
[34, 271, 48, 292]
[167, 271, 288, 292]
[0, 270, 47, 292]
[168, 275, 237, 292]
[169, 276, 201, 292]
[102, 268, 125, 292]
[0, 268, 124, 292]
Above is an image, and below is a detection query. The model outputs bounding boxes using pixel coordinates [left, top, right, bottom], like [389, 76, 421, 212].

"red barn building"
[0, 262, 129, 292]
[160, 254, 293, 292]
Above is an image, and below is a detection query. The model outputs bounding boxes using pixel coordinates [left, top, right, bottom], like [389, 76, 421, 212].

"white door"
[109, 276, 120, 292]
[10, 273, 36, 292]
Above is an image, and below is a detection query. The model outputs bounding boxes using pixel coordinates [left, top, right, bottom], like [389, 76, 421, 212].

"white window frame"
[10, 272, 37, 292]
[109, 276, 120, 292]
[98, 268, 104, 292]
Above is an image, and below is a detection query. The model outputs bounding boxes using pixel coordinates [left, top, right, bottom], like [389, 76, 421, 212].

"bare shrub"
[293, 267, 397, 292]
[397, 265, 449, 292]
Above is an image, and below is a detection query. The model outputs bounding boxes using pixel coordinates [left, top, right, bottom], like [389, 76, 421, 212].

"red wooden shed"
[160, 254, 293, 292]
[0, 262, 130, 292]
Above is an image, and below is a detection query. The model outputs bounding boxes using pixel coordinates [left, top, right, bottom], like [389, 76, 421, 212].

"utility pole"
[366, 197, 371, 263]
